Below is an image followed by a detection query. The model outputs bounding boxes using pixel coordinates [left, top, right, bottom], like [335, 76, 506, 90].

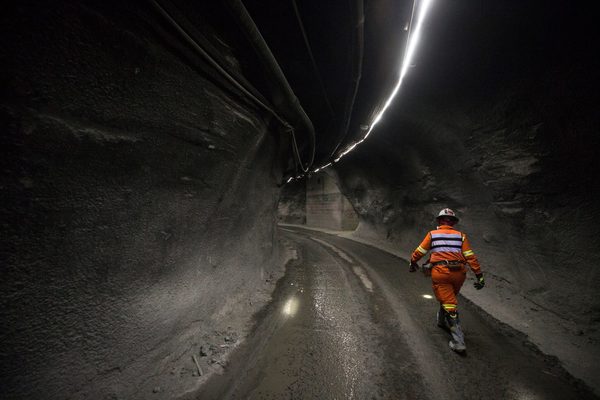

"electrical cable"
[332, 0, 426, 163]
[329, 0, 364, 159]
[149, 0, 314, 173]
[302, 0, 431, 176]
[229, 0, 315, 173]
[291, 0, 336, 121]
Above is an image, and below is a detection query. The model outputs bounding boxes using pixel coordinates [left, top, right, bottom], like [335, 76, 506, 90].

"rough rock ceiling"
[242, 0, 596, 175]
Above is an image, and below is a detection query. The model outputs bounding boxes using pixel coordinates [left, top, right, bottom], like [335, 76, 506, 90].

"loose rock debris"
[192, 355, 203, 376]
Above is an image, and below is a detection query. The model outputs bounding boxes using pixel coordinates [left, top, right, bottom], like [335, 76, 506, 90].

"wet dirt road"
[195, 227, 597, 400]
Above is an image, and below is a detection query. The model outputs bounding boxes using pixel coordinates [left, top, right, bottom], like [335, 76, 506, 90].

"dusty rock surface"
[277, 180, 306, 225]
[1, 2, 291, 399]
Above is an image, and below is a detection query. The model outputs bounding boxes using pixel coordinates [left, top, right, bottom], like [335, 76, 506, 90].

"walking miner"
[409, 208, 485, 352]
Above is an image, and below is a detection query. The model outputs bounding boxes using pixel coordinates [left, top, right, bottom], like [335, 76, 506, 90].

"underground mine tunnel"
[1, 0, 599, 399]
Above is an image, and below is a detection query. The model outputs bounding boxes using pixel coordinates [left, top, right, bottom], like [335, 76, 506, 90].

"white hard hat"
[436, 208, 459, 222]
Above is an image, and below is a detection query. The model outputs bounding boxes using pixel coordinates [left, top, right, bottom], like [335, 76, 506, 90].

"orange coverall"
[410, 225, 482, 314]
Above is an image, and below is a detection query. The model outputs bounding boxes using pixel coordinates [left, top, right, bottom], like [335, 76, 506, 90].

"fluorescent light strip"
[313, 162, 332, 173]
[288, 0, 434, 182]
[335, 0, 433, 162]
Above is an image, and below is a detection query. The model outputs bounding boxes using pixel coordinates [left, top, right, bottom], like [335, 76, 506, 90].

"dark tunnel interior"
[1, 1, 599, 399]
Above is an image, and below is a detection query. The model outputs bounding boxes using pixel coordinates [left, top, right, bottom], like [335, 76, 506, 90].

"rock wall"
[277, 180, 306, 225]
[1, 2, 287, 399]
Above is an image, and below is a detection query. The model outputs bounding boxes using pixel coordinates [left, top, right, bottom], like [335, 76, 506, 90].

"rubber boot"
[436, 305, 448, 329]
[447, 312, 466, 352]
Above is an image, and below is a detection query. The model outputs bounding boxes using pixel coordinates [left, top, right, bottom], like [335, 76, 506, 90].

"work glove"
[409, 261, 419, 272]
[473, 273, 485, 290]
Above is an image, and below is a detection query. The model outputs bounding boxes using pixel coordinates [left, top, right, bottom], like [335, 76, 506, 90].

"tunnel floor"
[193, 227, 597, 400]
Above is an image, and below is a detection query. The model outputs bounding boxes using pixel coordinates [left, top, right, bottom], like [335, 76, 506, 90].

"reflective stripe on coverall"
[410, 225, 482, 313]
